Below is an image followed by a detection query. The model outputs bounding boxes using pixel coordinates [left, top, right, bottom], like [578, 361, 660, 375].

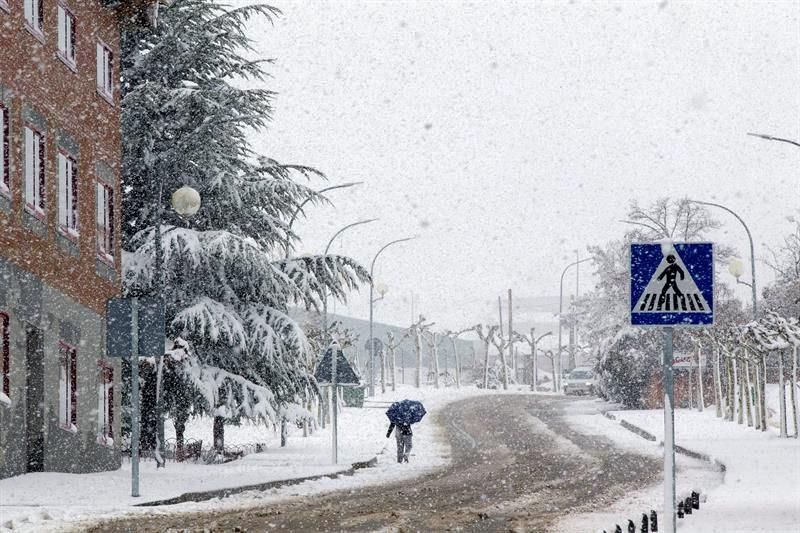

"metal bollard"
[641, 513, 648, 532]
[677, 501, 685, 519]
[628, 519, 636, 533]
[684, 496, 693, 515]
[691, 491, 700, 510]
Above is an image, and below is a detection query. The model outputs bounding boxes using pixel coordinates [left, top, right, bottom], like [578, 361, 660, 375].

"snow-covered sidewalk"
[0, 385, 486, 532]
[557, 401, 800, 533]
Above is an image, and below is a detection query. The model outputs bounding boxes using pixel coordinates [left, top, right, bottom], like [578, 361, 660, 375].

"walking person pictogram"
[657, 254, 686, 310]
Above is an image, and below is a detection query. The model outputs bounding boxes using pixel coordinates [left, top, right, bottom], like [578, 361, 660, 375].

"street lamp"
[557, 257, 591, 393]
[747, 132, 800, 149]
[153, 184, 202, 467]
[688, 200, 757, 319]
[284, 181, 363, 259]
[368, 236, 415, 396]
[321, 219, 378, 344]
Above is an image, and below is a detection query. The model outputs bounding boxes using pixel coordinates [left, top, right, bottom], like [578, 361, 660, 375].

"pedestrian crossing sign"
[630, 242, 714, 326]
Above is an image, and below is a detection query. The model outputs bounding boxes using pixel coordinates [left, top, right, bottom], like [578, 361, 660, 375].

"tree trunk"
[791, 345, 798, 438]
[414, 330, 422, 389]
[497, 342, 509, 391]
[713, 347, 722, 418]
[760, 354, 768, 431]
[726, 356, 735, 421]
[451, 337, 461, 389]
[744, 359, 753, 427]
[280, 418, 288, 447]
[213, 416, 225, 451]
[432, 335, 440, 389]
[380, 347, 386, 394]
[174, 416, 187, 462]
[483, 341, 490, 389]
[696, 347, 705, 412]
[779, 351, 788, 438]
[754, 354, 763, 430]
[390, 346, 397, 392]
[737, 357, 745, 425]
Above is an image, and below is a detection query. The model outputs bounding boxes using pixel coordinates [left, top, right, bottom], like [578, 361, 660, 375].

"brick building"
[0, 0, 152, 479]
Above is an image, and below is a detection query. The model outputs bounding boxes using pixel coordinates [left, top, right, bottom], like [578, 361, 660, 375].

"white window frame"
[0, 104, 9, 196]
[57, 4, 77, 69]
[96, 181, 114, 263]
[58, 342, 78, 432]
[23, 0, 44, 37]
[97, 362, 113, 446]
[96, 41, 114, 102]
[58, 151, 79, 237]
[24, 125, 46, 218]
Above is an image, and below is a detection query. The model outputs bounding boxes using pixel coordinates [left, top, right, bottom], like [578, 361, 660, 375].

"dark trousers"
[396, 432, 412, 463]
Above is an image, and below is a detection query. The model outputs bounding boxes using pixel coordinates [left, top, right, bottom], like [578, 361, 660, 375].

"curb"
[135, 456, 379, 507]
[611, 413, 726, 473]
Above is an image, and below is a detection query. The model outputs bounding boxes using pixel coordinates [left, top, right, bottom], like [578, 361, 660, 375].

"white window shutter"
[58, 154, 67, 226]
[96, 43, 104, 90]
[24, 128, 34, 204]
[24, 0, 32, 25]
[58, 7, 66, 54]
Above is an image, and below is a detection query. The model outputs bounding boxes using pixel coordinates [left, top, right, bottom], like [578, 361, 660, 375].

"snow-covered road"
[85, 394, 665, 532]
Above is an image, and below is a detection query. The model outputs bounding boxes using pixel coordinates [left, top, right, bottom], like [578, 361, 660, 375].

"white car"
[564, 367, 596, 395]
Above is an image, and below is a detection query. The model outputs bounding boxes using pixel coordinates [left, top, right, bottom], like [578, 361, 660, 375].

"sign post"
[630, 242, 714, 533]
[314, 342, 360, 465]
[106, 296, 164, 497]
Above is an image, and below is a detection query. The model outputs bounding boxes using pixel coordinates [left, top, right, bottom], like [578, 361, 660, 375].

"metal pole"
[331, 344, 338, 464]
[508, 289, 513, 381]
[689, 200, 757, 319]
[663, 327, 676, 533]
[530, 328, 537, 392]
[153, 180, 166, 469]
[558, 257, 590, 391]
[130, 297, 140, 497]
[322, 219, 378, 345]
[369, 237, 414, 396]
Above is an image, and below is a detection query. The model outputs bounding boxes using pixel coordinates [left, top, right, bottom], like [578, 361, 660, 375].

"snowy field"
[0, 384, 494, 532]
[556, 399, 800, 533]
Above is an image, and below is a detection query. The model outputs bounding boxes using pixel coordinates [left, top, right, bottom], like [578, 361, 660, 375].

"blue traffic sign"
[630, 242, 714, 326]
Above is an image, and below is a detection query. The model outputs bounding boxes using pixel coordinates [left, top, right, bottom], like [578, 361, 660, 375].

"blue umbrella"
[386, 399, 427, 424]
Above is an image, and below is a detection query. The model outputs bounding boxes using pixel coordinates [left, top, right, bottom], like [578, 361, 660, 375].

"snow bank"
[556, 400, 800, 533]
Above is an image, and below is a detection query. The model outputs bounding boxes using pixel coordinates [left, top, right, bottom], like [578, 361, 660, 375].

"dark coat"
[387, 422, 413, 438]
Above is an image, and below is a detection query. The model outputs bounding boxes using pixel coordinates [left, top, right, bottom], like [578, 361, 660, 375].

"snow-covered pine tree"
[120, 0, 369, 447]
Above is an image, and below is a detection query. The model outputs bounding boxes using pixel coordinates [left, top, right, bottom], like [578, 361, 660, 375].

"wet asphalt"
[84, 394, 660, 533]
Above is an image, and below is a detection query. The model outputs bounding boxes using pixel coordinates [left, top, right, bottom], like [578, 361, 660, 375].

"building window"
[57, 5, 76, 68]
[24, 126, 45, 217]
[97, 362, 113, 445]
[59, 342, 78, 431]
[58, 152, 78, 236]
[24, 0, 44, 36]
[96, 42, 114, 100]
[1, 313, 9, 405]
[0, 104, 8, 196]
[96, 182, 114, 262]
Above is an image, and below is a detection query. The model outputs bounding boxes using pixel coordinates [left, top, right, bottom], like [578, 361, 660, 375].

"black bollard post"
[641, 513, 648, 532]
[691, 491, 700, 510]
[677, 501, 684, 519]
[650, 510, 658, 531]
[615, 525, 623, 533]
[684, 496, 693, 515]
[628, 519, 636, 533]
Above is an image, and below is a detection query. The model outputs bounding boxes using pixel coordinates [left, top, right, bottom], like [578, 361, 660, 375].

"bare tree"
[473, 324, 499, 389]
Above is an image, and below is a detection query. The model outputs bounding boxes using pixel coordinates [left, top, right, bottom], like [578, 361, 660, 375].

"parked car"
[564, 367, 596, 395]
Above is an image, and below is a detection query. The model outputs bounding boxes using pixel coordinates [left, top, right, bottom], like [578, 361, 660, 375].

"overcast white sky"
[236, 0, 800, 330]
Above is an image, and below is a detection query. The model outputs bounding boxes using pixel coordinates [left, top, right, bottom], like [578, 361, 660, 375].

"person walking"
[386, 421, 413, 463]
